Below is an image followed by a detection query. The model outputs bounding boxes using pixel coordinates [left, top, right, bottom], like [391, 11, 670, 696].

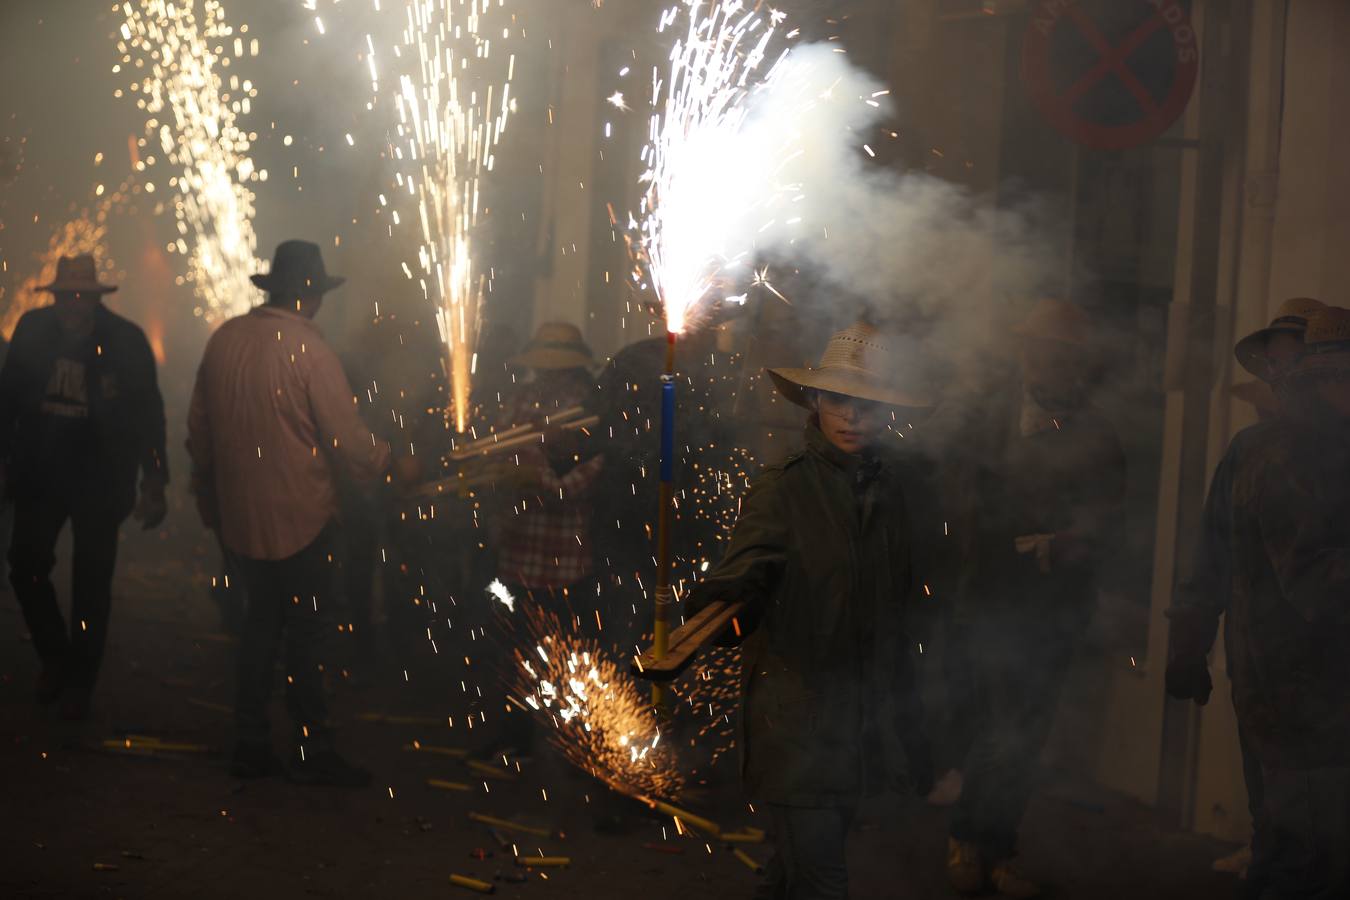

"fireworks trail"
[492, 585, 683, 802]
[635, 0, 799, 335]
[310, 0, 516, 432]
[117, 0, 263, 324]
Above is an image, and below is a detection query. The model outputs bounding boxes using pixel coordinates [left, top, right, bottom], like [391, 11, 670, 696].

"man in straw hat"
[485, 322, 605, 754]
[188, 240, 416, 785]
[1186, 304, 1350, 899]
[942, 298, 1125, 898]
[0, 254, 167, 720]
[1165, 296, 1326, 882]
[686, 321, 936, 899]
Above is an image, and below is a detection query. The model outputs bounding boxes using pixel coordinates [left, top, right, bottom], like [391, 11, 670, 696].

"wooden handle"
[630, 599, 746, 682]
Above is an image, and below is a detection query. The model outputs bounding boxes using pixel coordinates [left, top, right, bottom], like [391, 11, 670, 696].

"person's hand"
[1165, 609, 1216, 705]
[135, 476, 168, 530]
[190, 474, 219, 530]
[1165, 658, 1213, 705]
[392, 454, 424, 490]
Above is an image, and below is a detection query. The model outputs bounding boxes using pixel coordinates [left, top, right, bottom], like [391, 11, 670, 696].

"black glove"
[1164, 609, 1216, 705]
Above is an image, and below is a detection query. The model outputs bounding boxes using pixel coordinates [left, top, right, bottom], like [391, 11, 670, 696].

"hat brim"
[767, 366, 933, 410]
[1234, 323, 1304, 380]
[509, 348, 595, 370]
[36, 281, 118, 294]
[249, 273, 346, 295]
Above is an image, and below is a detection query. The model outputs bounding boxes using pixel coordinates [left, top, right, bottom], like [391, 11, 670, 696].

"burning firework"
[311, 0, 516, 432]
[502, 595, 683, 802]
[635, 0, 799, 335]
[116, 0, 264, 323]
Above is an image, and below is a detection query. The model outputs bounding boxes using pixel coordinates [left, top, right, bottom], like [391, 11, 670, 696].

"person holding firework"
[687, 322, 937, 899]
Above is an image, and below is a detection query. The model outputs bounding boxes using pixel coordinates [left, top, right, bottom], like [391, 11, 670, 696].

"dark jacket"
[689, 425, 931, 807]
[1227, 420, 1350, 768]
[0, 305, 167, 513]
[945, 385, 1126, 628]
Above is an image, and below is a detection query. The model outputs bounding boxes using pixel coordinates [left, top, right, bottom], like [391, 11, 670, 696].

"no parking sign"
[1021, 0, 1199, 151]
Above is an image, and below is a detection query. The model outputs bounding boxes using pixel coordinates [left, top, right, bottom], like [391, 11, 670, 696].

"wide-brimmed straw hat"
[510, 322, 594, 370]
[767, 322, 932, 410]
[1011, 298, 1090, 346]
[1234, 297, 1326, 380]
[36, 254, 118, 294]
[1291, 306, 1350, 377]
[250, 240, 345, 297]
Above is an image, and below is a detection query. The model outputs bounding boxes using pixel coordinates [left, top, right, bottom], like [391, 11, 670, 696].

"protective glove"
[134, 476, 168, 530]
[1164, 608, 1216, 705]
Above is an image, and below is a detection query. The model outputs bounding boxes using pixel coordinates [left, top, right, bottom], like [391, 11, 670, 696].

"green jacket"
[688, 425, 931, 807]
[1228, 420, 1350, 768]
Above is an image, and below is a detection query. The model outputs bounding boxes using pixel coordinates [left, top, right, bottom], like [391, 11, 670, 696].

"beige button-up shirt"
[187, 306, 390, 560]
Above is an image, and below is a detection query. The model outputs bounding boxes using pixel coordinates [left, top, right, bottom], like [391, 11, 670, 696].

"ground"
[0, 537, 1242, 900]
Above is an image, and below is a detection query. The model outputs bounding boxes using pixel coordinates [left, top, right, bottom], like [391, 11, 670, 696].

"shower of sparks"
[3, 168, 138, 339]
[511, 604, 682, 802]
[117, 0, 263, 323]
[636, 1, 797, 334]
[363, 0, 518, 433]
[4, 213, 113, 340]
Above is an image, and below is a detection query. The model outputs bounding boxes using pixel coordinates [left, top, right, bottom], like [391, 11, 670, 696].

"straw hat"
[1291, 306, 1350, 377]
[767, 322, 932, 409]
[510, 322, 594, 370]
[36, 254, 118, 294]
[1234, 297, 1326, 380]
[250, 240, 345, 297]
[1011, 298, 1090, 346]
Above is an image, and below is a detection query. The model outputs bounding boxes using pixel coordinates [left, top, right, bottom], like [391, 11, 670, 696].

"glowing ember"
[117, 0, 263, 324]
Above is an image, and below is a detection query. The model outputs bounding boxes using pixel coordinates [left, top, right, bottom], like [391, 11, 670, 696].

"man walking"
[188, 240, 402, 785]
[0, 254, 168, 720]
[1173, 304, 1350, 899]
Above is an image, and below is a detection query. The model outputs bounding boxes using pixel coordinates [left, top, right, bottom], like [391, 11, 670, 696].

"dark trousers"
[234, 528, 336, 751]
[9, 494, 124, 692]
[1245, 765, 1350, 900]
[755, 804, 856, 900]
[949, 616, 1074, 860]
[1238, 721, 1269, 861]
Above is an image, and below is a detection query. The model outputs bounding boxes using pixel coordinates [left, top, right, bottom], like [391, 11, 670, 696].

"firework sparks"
[508, 603, 682, 802]
[117, 0, 263, 323]
[635, 0, 799, 335]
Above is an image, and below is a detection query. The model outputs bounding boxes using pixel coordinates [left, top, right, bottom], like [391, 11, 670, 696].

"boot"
[990, 858, 1041, 898]
[288, 748, 373, 788]
[946, 837, 985, 894]
[230, 743, 287, 778]
[35, 667, 65, 705]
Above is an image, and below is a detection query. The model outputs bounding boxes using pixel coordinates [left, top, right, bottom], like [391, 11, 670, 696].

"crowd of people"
[0, 241, 1345, 900]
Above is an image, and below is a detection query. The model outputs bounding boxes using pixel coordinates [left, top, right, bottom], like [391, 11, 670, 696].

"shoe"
[35, 668, 65, 705]
[927, 768, 964, 806]
[990, 859, 1041, 898]
[287, 749, 373, 788]
[1212, 845, 1252, 877]
[59, 692, 90, 721]
[947, 837, 985, 894]
[230, 744, 287, 778]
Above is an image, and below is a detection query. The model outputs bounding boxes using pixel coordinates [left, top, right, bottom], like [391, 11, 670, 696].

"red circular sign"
[1022, 0, 1199, 151]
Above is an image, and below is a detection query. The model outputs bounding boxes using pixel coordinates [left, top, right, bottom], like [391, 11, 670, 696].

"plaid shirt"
[495, 380, 604, 588]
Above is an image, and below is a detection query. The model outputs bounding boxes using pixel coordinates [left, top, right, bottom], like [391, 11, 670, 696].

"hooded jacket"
[689, 424, 933, 807]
